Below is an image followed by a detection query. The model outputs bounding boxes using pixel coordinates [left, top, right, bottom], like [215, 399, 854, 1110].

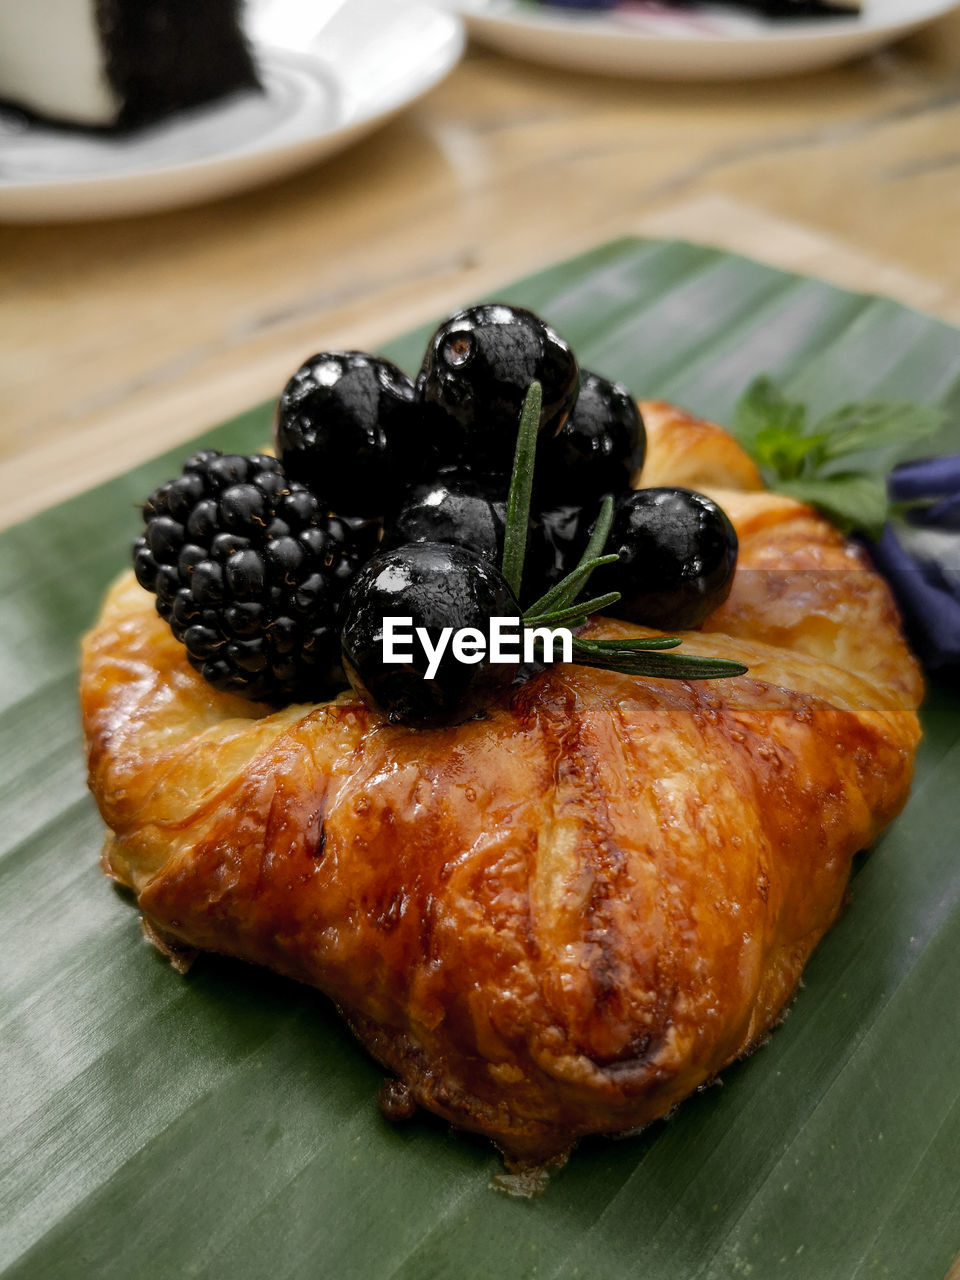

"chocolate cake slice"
[0, 0, 260, 130]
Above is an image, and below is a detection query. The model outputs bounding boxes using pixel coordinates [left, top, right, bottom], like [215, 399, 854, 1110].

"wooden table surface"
[2, 12, 960, 530]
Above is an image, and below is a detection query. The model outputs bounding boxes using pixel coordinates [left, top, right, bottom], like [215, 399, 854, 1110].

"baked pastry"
[0, 0, 259, 130]
[81, 401, 921, 1166]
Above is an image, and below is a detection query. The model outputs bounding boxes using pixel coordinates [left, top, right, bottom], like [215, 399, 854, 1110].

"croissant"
[80, 404, 922, 1165]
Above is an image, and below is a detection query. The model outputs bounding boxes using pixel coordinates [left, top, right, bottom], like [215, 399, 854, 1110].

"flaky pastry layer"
[81, 405, 922, 1162]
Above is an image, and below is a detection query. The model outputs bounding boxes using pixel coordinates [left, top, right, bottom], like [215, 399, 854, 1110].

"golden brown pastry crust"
[81, 408, 922, 1163]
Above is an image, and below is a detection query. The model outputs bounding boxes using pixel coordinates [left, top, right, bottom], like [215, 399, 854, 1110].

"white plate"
[0, 0, 464, 222]
[450, 0, 960, 79]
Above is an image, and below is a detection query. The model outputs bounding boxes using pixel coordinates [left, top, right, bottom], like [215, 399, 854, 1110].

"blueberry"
[416, 304, 579, 479]
[529, 504, 591, 592]
[536, 371, 645, 504]
[275, 351, 416, 515]
[588, 488, 738, 630]
[333, 513, 382, 562]
[381, 480, 507, 565]
[339, 542, 522, 726]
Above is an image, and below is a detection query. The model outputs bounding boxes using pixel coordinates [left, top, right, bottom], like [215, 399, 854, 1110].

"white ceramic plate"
[450, 0, 960, 79]
[0, 0, 464, 222]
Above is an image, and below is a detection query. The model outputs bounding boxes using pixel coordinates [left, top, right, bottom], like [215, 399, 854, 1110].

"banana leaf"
[2, 237, 959, 1280]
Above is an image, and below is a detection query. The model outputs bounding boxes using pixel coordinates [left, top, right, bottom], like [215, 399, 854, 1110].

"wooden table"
[2, 12, 960, 529]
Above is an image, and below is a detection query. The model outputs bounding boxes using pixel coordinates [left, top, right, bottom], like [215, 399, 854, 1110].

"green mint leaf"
[732, 376, 807, 452]
[777, 472, 889, 538]
[731, 377, 825, 483]
[813, 400, 947, 477]
[752, 426, 831, 483]
[730, 375, 950, 537]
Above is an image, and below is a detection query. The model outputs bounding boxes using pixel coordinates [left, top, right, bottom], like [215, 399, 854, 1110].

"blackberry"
[133, 450, 363, 703]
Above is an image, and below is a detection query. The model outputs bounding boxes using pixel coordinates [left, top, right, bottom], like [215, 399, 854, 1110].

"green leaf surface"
[570, 645, 748, 681]
[777, 472, 891, 538]
[728, 375, 950, 531]
[502, 380, 542, 599]
[816, 398, 947, 459]
[2, 237, 960, 1280]
[732, 373, 809, 460]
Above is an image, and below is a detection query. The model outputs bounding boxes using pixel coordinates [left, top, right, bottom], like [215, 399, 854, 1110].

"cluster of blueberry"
[133, 303, 739, 724]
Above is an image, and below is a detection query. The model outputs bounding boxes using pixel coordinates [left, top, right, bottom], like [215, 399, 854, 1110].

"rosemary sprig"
[523, 592, 622, 629]
[501, 381, 542, 598]
[499, 382, 747, 683]
[571, 635, 684, 652]
[523, 552, 619, 622]
[572, 645, 748, 680]
[522, 496, 617, 624]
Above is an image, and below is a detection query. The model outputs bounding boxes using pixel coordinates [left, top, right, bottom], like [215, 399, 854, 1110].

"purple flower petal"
[869, 524, 960, 670]
[889, 455, 960, 502]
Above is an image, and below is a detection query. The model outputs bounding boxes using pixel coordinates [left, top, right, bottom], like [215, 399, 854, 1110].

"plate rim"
[453, 0, 960, 47]
[0, 1, 465, 209]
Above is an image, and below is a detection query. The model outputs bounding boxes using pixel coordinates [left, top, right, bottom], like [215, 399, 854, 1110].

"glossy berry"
[536, 370, 645, 504]
[381, 480, 507, 565]
[416, 304, 579, 479]
[133, 450, 364, 703]
[337, 513, 383, 562]
[339, 542, 523, 726]
[380, 480, 592, 603]
[275, 351, 416, 515]
[531, 504, 592, 592]
[587, 488, 738, 630]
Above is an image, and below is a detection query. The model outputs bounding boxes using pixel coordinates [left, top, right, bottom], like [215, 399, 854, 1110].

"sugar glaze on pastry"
[81, 407, 921, 1165]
